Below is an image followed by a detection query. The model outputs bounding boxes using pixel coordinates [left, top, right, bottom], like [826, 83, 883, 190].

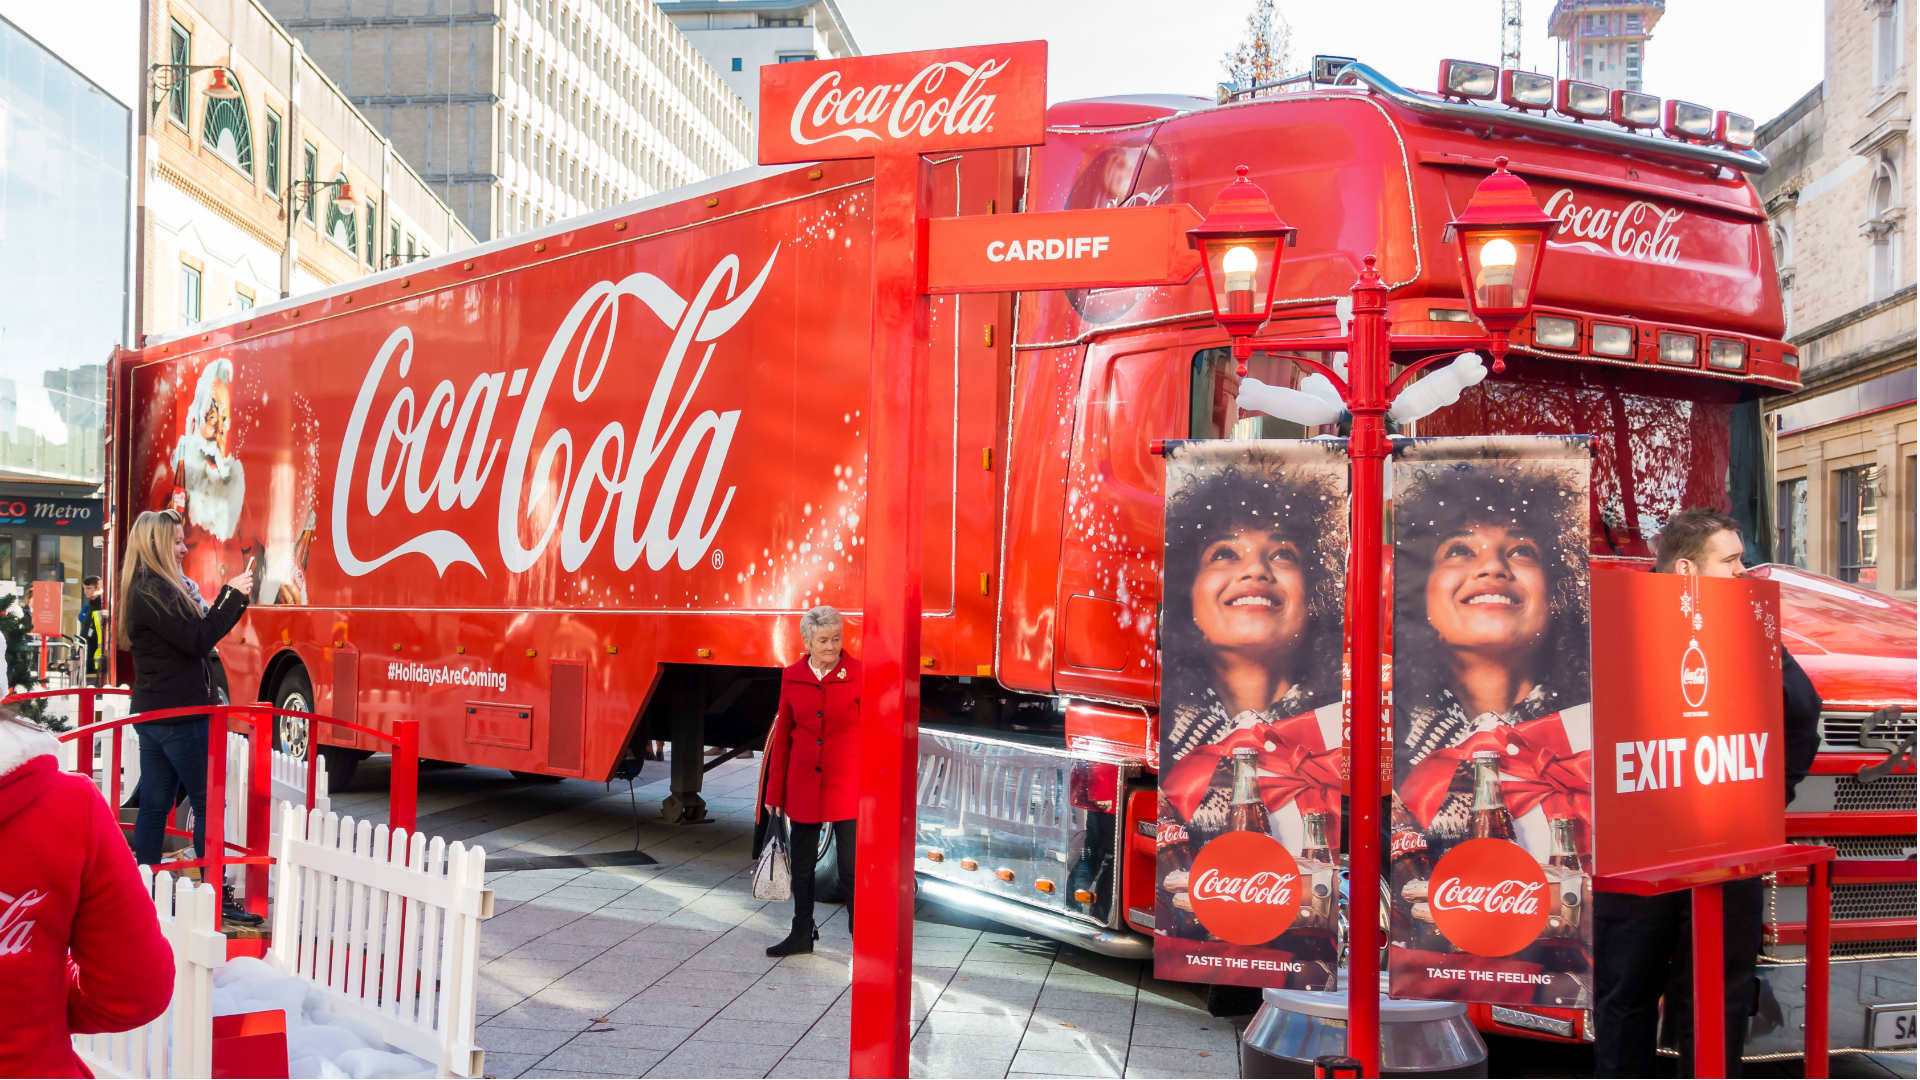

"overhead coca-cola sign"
[757, 41, 1047, 164]
[1425, 839, 1552, 957]
[1541, 187, 1684, 266]
[1186, 832, 1303, 946]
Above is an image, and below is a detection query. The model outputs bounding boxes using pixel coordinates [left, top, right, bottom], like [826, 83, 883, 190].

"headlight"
[1658, 332, 1698, 366]
[1591, 323, 1634, 357]
[1557, 80, 1610, 121]
[1708, 338, 1746, 370]
[1501, 70, 1554, 110]
[1533, 315, 1578, 350]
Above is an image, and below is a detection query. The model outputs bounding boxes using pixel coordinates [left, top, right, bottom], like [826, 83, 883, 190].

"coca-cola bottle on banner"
[1224, 747, 1274, 835]
[1158, 801, 1199, 935]
[1389, 818, 1444, 951]
[1292, 810, 1340, 978]
[1469, 750, 1517, 841]
[1543, 817, 1589, 938]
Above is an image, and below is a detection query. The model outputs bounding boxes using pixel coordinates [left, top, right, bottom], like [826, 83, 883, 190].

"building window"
[1835, 464, 1882, 585]
[325, 174, 357, 255]
[365, 198, 378, 267]
[1775, 477, 1807, 568]
[301, 143, 318, 223]
[390, 221, 400, 264]
[200, 74, 252, 175]
[178, 262, 201, 325]
[165, 21, 192, 130]
[1866, 159, 1903, 301]
[778, 53, 816, 63]
[1873, 0, 1902, 87]
[264, 108, 281, 195]
[730, 57, 742, 71]
[759, 14, 804, 27]
[406, 234, 417, 261]
[234, 288, 253, 312]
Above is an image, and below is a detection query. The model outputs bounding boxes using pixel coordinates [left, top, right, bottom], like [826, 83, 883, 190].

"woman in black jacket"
[118, 509, 251, 870]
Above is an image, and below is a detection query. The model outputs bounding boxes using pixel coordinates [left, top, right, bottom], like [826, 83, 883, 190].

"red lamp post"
[1184, 157, 1553, 1079]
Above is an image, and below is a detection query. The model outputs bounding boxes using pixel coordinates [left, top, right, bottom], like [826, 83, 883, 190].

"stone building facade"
[1757, 0, 1914, 596]
[143, 0, 475, 341]
[262, 0, 755, 241]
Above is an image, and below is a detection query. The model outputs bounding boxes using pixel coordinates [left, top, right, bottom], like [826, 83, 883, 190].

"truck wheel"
[271, 667, 315, 760]
[813, 823, 844, 902]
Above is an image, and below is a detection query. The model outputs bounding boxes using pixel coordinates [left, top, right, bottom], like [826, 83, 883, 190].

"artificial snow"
[211, 957, 435, 1079]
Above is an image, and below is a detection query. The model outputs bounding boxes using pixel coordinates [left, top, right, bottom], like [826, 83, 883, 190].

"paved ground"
[335, 753, 1915, 1080]
[335, 754, 1241, 1079]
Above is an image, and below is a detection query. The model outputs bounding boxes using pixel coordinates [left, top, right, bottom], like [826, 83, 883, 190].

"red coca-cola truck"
[112, 57, 1914, 1058]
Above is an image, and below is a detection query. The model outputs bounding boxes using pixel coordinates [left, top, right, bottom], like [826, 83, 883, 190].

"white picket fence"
[73, 870, 225, 1079]
[225, 732, 331, 858]
[271, 802, 493, 1078]
[74, 803, 492, 1079]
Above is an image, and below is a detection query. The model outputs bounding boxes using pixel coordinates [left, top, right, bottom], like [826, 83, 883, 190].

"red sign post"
[31, 579, 61, 682]
[759, 41, 1047, 1079]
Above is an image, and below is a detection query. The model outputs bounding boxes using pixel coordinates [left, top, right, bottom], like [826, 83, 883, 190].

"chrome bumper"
[1749, 955, 1919, 1056]
[917, 875, 1154, 959]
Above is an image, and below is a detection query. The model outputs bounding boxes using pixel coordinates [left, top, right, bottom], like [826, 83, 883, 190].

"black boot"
[766, 920, 819, 957]
[223, 883, 265, 927]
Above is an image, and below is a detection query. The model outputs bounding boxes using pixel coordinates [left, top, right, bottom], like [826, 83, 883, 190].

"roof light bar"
[1611, 90, 1660, 129]
[1500, 69, 1554, 110]
[1715, 110, 1756, 149]
[1439, 59, 1498, 100]
[1556, 79, 1610, 121]
[1664, 99, 1714, 140]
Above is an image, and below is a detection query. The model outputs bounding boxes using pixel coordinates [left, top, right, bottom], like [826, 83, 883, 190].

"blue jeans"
[132, 719, 209, 867]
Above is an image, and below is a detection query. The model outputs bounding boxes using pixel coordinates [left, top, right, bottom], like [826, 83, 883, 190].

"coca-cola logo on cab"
[1426, 838, 1551, 957]
[1541, 188, 1684, 267]
[1186, 832, 1302, 945]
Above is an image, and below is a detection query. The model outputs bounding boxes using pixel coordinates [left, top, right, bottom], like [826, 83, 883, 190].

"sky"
[832, 0, 1827, 128]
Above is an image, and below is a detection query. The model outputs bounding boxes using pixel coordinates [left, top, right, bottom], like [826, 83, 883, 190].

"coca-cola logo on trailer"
[1427, 839, 1551, 957]
[1187, 831, 1302, 945]
[330, 250, 779, 580]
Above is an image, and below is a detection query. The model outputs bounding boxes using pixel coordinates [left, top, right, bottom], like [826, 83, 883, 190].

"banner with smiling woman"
[1386, 435, 1594, 1008]
[1156, 440, 1348, 991]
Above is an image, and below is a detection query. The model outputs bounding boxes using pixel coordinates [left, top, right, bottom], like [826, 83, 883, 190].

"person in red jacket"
[761, 605, 861, 957]
[0, 707, 174, 1077]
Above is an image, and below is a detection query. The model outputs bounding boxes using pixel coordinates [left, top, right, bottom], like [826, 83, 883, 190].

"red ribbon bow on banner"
[1162, 712, 1344, 833]
[1401, 713, 1592, 835]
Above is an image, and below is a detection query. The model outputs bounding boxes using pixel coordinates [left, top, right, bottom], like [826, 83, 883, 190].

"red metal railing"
[9, 689, 419, 926]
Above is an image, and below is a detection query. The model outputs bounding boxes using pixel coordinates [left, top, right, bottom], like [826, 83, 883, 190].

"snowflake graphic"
[1692, 613, 1703, 632]
[1679, 593, 1694, 616]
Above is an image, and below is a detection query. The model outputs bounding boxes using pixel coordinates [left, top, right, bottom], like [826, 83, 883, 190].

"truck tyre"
[813, 822, 844, 902]
[271, 667, 362, 792]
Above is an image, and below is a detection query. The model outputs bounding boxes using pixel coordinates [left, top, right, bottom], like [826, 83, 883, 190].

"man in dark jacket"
[77, 577, 105, 686]
[1593, 509, 1822, 1077]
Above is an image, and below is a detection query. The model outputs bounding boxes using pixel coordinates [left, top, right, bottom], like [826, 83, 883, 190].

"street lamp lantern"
[1188, 165, 1295, 373]
[333, 181, 360, 214]
[204, 66, 241, 101]
[1444, 155, 1556, 370]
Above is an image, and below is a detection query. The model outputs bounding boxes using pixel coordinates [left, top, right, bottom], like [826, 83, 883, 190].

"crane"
[1501, 0, 1523, 69]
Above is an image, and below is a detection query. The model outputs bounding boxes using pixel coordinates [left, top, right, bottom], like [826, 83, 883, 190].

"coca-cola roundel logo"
[1187, 832, 1302, 945]
[1680, 640, 1710, 709]
[1426, 839, 1551, 957]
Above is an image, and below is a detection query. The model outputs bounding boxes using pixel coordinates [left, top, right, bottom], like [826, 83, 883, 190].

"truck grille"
[1831, 939, 1917, 959]
[1791, 835, 1918, 859]
[1819, 709, 1915, 750]
[1834, 773, 1916, 811]
[1832, 881, 1916, 922]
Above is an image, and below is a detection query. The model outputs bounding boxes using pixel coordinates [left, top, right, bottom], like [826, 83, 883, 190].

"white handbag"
[752, 816, 792, 902]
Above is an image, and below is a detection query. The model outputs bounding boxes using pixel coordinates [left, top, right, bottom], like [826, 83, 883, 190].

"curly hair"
[1392, 446, 1591, 716]
[1162, 444, 1348, 710]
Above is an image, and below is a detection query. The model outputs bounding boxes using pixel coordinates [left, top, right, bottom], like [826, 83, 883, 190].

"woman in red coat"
[761, 605, 860, 956]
